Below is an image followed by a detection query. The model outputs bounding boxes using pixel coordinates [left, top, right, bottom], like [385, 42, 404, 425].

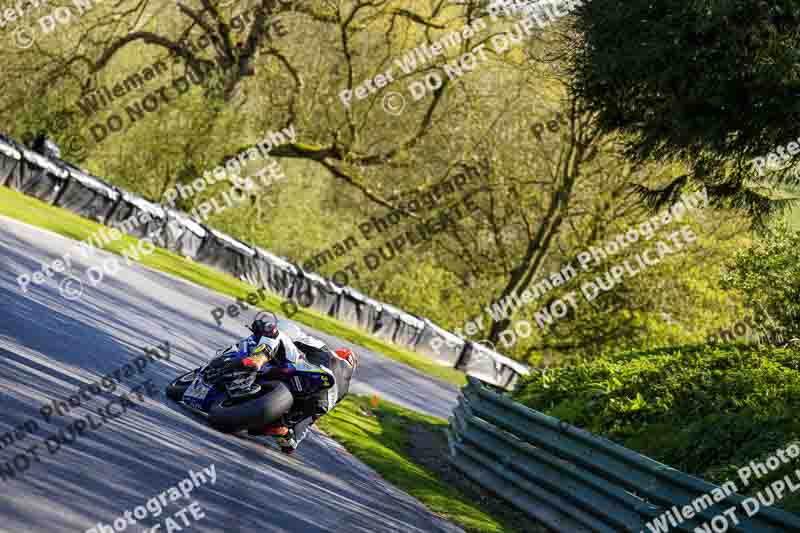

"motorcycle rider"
[230, 314, 357, 454]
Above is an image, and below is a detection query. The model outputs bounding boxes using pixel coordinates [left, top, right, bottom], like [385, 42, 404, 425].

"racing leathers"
[228, 329, 353, 451]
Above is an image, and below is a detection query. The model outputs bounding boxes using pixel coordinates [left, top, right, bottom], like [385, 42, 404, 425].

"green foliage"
[512, 343, 800, 511]
[721, 223, 800, 341]
[505, 209, 748, 365]
[570, 0, 800, 219]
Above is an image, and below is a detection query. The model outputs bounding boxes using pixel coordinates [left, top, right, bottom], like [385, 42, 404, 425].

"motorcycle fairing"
[182, 372, 226, 412]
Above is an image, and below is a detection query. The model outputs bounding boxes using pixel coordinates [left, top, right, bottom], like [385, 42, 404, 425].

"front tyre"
[166, 369, 199, 401]
[208, 381, 294, 432]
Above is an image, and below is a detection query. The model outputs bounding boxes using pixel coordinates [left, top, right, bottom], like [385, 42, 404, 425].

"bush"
[512, 344, 800, 512]
[721, 223, 800, 343]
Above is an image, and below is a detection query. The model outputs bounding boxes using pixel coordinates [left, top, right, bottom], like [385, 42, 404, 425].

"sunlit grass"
[317, 395, 525, 533]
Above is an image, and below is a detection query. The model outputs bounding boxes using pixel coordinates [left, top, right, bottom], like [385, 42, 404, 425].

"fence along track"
[446, 377, 800, 533]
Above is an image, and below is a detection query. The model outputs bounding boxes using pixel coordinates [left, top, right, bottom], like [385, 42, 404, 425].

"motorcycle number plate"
[184, 377, 211, 403]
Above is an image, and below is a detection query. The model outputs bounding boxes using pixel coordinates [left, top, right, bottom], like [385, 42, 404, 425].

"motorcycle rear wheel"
[208, 381, 294, 432]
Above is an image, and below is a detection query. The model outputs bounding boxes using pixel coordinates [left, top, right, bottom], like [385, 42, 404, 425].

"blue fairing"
[181, 372, 226, 412]
[183, 360, 290, 413]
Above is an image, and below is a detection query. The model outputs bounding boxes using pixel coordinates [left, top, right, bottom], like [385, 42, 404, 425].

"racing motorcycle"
[165, 312, 337, 442]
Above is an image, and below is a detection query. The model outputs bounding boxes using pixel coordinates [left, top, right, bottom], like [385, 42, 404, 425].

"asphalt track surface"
[0, 216, 463, 533]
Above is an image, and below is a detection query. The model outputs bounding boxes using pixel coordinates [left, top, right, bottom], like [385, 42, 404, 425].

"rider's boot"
[275, 415, 314, 454]
[275, 430, 299, 454]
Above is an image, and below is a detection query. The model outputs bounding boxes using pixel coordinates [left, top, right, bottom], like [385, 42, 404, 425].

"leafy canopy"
[569, 0, 800, 222]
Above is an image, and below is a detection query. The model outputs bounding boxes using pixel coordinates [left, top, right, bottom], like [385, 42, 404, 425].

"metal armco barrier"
[446, 377, 800, 532]
[0, 133, 531, 388]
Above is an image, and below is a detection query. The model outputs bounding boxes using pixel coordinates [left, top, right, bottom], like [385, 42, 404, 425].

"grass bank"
[316, 395, 534, 533]
[513, 342, 800, 512]
[0, 185, 466, 386]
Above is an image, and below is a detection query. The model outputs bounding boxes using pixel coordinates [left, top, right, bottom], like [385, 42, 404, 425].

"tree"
[5, 0, 534, 220]
[567, 0, 800, 226]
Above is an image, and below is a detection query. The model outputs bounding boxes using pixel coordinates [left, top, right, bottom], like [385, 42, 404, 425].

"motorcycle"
[165, 312, 340, 446]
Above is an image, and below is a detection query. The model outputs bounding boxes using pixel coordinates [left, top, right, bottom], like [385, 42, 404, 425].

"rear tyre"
[166, 369, 199, 401]
[208, 381, 294, 433]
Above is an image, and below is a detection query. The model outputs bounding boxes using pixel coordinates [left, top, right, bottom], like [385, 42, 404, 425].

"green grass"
[317, 395, 524, 533]
[513, 342, 800, 512]
[0, 185, 467, 386]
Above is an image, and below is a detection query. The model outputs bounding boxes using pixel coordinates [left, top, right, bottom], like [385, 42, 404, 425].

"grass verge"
[0, 185, 466, 386]
[317, 395, 533, 533]
[513, 342, 800, 512]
